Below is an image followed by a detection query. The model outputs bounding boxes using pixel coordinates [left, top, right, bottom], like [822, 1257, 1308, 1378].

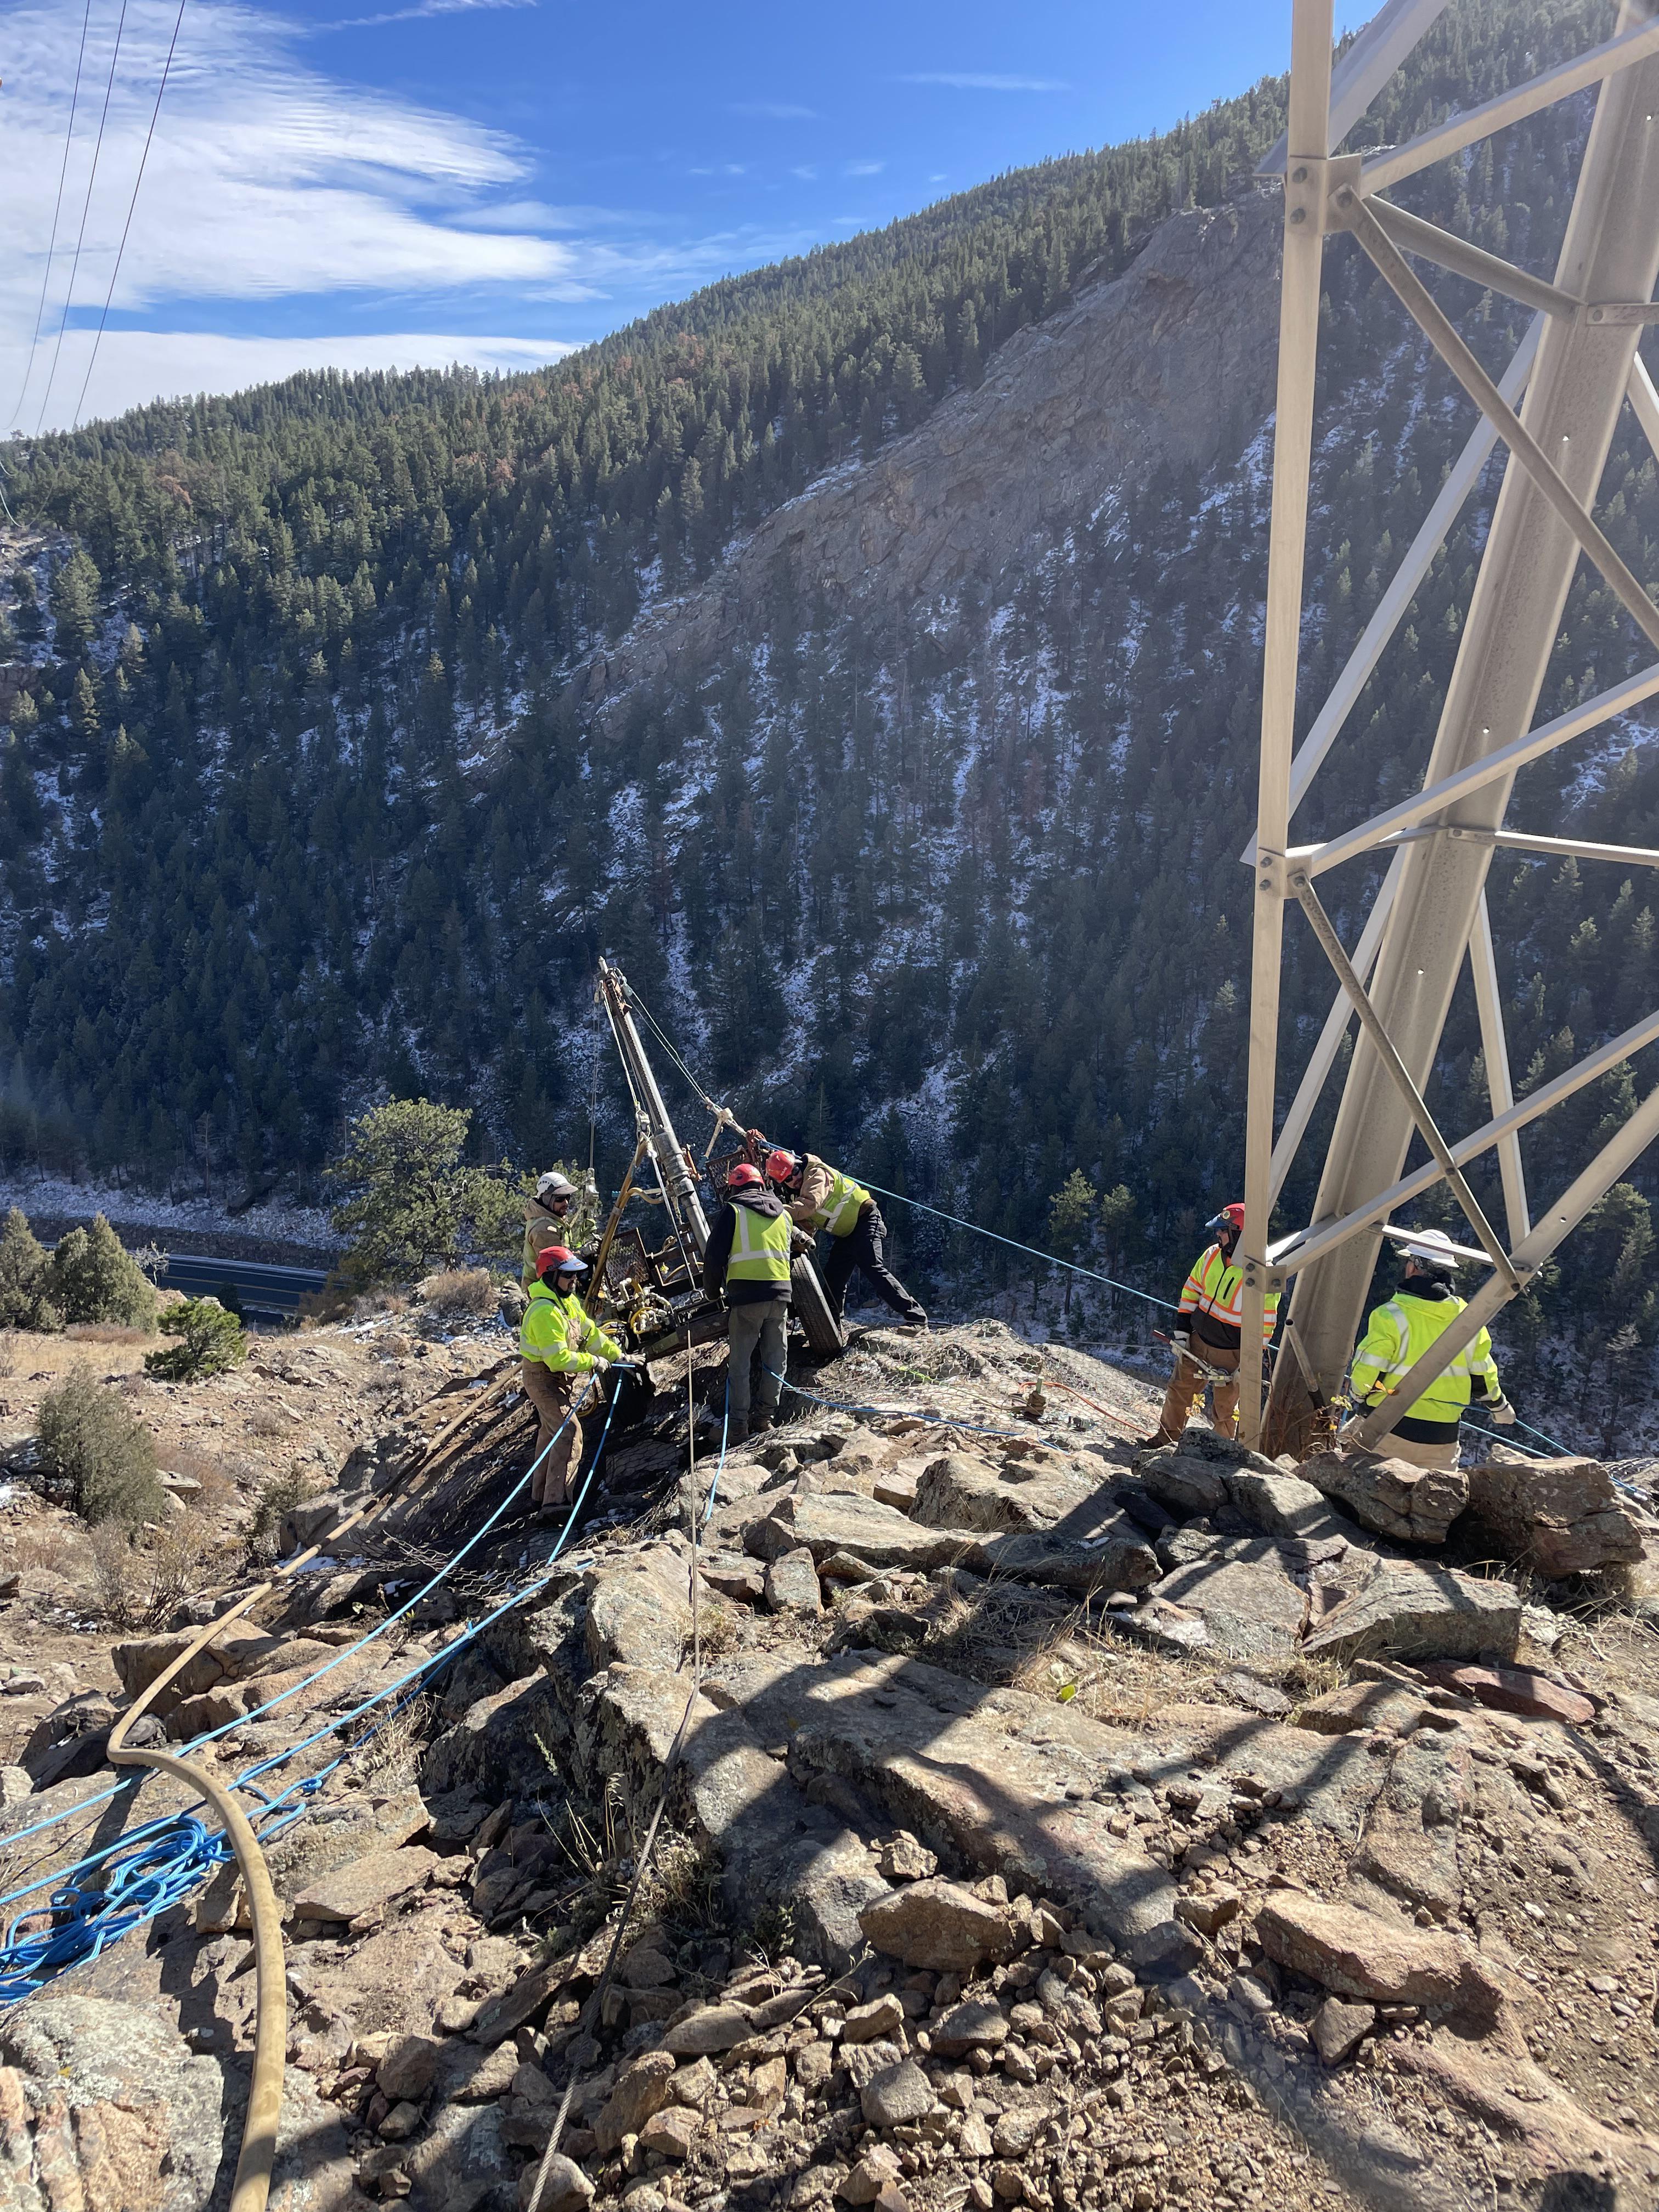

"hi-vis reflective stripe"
[820, 1166, 871, 1238]
[1369, 1300, 1481, 1376]
[728, 1203, 793, 1286]
[1184, 1246, 1280, 1335]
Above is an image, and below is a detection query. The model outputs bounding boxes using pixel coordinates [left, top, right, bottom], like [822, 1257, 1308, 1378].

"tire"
[791, 1256, 846, 1357]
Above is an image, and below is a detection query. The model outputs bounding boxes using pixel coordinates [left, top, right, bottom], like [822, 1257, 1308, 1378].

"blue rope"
[849, 1176, 1180, 1313]
[0, 1371, 597, 1877]
[1460, 1419, 1551, 1460]
[0, 1371, 620, 2002]
[1505, 1408, 1574, 1457]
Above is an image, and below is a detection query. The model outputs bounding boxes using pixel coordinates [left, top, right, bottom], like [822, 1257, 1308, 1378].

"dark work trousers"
[821, 1206, 925, 1323]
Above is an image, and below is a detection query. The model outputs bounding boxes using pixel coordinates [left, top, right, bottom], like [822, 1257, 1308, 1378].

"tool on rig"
[590, 960, 845, 1360]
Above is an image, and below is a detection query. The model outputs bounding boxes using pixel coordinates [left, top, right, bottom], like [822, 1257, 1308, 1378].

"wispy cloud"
[323, 0, 533, 27]
[729, 100, 817, 121]
[844, 159, 884, 176]
[0, 1, 821, 428]
[897, 71, 1070, 92]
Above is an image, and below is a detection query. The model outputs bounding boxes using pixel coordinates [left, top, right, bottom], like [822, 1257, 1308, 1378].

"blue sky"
[1, 0, 1370, 432]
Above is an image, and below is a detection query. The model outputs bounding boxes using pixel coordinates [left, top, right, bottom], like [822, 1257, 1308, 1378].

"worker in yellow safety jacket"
[518, 1244, 625, 1515]
[1348, 1228, 1513, 1470]
[762, 1144, 927, 1330]
[1154, 1203, 1279, 1444]
[702, 1163, 797, 1443]
[521, 1169, 597, 1289]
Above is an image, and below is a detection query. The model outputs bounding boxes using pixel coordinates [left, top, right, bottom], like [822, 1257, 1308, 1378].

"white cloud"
[323, 0, 534, 27]
[9, 329, 577, 427]
[897, 72, 1070, 92]
[729, 100, 817, 121]
[0, 0, 840, 430]
[844, 159, 884, 176]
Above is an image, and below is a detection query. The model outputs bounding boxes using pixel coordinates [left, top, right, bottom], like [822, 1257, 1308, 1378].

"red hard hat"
[1209, 1203, 1246, 1233]
[535, 1244, 586, 1279]
[727, 1162, 764, 1189]
[764, 1149, 798, 1182]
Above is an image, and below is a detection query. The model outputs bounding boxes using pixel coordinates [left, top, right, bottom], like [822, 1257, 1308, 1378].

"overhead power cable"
[36, 0, 129, 436]
[5, 0, 94, 432]
[72, 0, 190, 432]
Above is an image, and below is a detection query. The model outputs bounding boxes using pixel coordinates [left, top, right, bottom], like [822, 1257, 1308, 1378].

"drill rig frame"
[588, 960, 847, 1362]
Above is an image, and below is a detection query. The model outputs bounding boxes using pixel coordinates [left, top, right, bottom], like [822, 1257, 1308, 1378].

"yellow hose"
[103, 1505, 376, 2212]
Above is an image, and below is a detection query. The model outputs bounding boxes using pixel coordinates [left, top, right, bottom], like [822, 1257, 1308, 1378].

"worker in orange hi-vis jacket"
[1152, 1204, 1280, 1445]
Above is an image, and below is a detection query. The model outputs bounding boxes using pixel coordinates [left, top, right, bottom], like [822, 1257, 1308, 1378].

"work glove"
[1172, 1330, 1191, 1353]
[1489, 1398, 1516, 1426]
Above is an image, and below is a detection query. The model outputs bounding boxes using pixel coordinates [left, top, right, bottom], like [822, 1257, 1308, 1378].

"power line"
[35, 0, 129, 437]
[4, 0, 95, 432]
[72, 0, 189, 433]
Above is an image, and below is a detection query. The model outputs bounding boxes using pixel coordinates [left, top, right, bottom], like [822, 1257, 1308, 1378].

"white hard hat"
[1388, 1226, 1459, 1274]
[537, 1171, 578, 1202]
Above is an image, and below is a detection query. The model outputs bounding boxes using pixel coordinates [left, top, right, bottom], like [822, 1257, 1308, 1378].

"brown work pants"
[1156, 1339, 1240, 1445]
[1374, 1429, 1460, 1472]
[521, 1359, 582, 1506]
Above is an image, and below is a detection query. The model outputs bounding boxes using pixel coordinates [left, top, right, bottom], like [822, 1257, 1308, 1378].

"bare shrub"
[417, 1268, 496, 1319]
[143, 1515, 220, 1623]
[246, 1463, 319, 1564]
[63, 1323, 151, 1346]
[248, 1402, 298, 1439]
[88, 1523, 140, 1624]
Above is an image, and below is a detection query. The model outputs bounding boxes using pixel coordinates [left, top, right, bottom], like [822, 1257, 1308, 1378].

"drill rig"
[586, 960, 846, 1362]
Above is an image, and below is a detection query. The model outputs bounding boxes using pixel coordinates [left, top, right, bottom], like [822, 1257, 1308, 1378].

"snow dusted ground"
[0, 1172, 340, 1254]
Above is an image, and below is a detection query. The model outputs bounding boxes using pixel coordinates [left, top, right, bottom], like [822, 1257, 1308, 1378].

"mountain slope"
[2, 0, 1658, 1431]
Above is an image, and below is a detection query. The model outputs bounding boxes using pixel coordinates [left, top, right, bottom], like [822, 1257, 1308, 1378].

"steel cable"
[6, 0, 95, 431]
[36, 0, 129, 435]
[72, 0, 190, 430]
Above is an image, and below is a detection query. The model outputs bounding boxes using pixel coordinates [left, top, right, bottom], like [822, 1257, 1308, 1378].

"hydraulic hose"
[101, 1504, 375, 2212]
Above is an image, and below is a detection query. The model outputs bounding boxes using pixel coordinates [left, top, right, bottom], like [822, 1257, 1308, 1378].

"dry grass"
[0, 1332, 18, 1379]
[637, 1829, 721, 1931]
[1001, 1605, 1248, 1729]
[417, 1268, 496, 1319]
[10, 1525, 73, 1576]
[0, 1333, 150, 1382]
[347, 1691, 434, 1793]
[247, 1402, 300, 1439]
[63, 1322, 152, 1347]
[160, 1443, 240, 1514]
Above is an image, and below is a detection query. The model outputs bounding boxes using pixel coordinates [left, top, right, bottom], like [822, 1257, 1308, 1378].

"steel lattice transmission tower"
[1238, 0, 1659, 1450]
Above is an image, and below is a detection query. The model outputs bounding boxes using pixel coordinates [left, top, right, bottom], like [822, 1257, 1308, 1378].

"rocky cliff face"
[583, 192, 1282, 708]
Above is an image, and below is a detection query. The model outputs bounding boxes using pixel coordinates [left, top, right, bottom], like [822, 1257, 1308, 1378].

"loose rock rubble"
[0, 1317, 1654, 2212]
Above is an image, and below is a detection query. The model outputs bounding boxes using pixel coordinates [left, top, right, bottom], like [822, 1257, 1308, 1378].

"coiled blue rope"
[0, 1368, 619, 2005]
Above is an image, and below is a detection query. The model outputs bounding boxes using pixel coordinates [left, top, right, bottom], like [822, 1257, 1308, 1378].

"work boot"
[751, 1408, 774, 1435]
[727, 1412, 751, 1447]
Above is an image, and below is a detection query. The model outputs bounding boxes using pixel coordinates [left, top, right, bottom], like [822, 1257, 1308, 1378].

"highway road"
[155, 1252, 328, 1318]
